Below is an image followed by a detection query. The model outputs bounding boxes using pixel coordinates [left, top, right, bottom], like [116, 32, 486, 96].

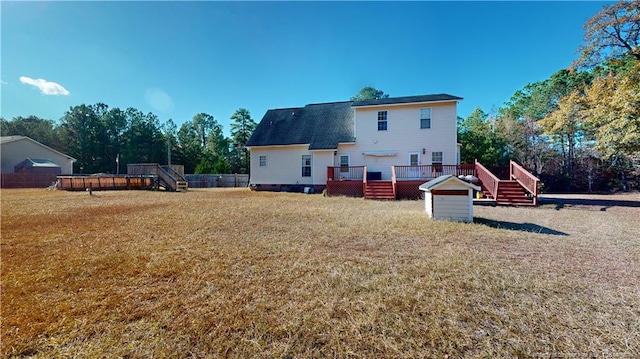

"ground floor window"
[302, 155, 312, 177]
[259, 155, 266, 167]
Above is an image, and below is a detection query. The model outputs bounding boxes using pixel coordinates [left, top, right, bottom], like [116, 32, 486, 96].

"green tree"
[229, 108, 257, 174]
[350, 86, 389, 101]
[458, 107, 507, 167]
[1, 115, 65, 152]
[176, 113, 225, 174]
[122, 108, 166, 166]
[59, 103, 109, 173]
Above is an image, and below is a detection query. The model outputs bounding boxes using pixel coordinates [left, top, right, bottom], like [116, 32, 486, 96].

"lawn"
[1, 188, 639, 358]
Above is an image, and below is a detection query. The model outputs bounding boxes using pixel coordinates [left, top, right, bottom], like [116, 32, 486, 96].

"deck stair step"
[364, 181, 395, 200]
[175, 181, 188, 191]
[496, 180, 534, 206]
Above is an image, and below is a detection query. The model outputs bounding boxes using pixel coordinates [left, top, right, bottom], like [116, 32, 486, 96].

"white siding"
[312, 150, 333, 185]
[346, 102, 458, 180]
[249, 145, 315, 185]
[1, 138, 74, 174]
[433, 194, 472, 222]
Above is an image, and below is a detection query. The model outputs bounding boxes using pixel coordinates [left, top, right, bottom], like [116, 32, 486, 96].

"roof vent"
[292, 111, 296, 116]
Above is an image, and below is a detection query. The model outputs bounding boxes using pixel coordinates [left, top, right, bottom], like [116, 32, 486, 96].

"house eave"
[352, 99, 461, 109]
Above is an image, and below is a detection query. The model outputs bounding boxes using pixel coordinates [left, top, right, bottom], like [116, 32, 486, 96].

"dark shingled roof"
[246, 101, 355, 150]
[247, 94, 462, 150]
[352, 93, 462, 107]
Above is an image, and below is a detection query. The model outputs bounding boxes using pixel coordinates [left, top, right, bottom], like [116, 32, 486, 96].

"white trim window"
[377, 111, 388, 131]
[432, 151, 443, 164]
[420, 108, 432, 129]
[301, 155, 312, 177]
[259, 155, 267, 167]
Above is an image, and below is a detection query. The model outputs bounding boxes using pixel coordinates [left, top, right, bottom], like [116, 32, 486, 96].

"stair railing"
[391, 166, 397, 199]
[509, 161, 540, 206]
[157, 165, 178, 191]
[362, 166, 367, 194]
[475, 160, 500, 200]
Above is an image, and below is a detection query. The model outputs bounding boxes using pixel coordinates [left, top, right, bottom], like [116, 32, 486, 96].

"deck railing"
[475, 160, 500, 199]
[509, 160, 540, 206]
[327, 166, 365, 181]
[393, 164, 475, 180]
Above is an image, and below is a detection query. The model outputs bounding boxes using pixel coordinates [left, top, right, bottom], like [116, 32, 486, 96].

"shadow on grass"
[539, 196, 640, 212]
[474, 217, 568, 236]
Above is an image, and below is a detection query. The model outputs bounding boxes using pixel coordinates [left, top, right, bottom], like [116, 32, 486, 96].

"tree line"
[458, 0, 639, 192]
[0, 105, 257, 175]
[2, 1, 638, 192]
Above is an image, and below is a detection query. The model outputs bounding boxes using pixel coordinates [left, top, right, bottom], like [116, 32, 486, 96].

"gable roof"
[0, 136, 76, 161]
[419, 175, 480, 191]
[247, 93, 462, 150]
[352, 94, 463, 107]
[246, 101, 355, 150]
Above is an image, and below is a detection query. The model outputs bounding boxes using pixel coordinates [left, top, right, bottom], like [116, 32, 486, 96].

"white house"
[1, 136, 75, 174]
[246, 94, 464, 197]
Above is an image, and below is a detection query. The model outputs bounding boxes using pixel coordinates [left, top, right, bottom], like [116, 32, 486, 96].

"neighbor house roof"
[15, 158, 61, 169]
[0, 136, 76, 161]
[247, 93, 462, 150]
[352, 94, 463, 107]
[246, 101, 356, 150]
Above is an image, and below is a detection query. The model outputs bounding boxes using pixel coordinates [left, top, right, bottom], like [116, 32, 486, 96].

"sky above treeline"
[1, 1, 610, 135]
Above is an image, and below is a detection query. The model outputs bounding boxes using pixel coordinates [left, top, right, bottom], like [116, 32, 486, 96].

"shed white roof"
[419, 175, 480, 192]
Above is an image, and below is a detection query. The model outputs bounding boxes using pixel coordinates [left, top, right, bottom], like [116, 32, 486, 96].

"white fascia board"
[352, 100, 460, 109]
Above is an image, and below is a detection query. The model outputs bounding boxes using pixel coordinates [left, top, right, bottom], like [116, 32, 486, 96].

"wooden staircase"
[475, 160, 539, 206]
[364, 181, 395, 200]
[158, 165, 188, 192]
[495, 180, 534, 206]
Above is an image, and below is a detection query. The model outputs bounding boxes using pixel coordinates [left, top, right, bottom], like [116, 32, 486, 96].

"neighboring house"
[247, 94, 463, 193]
[1, 136, 75, 174]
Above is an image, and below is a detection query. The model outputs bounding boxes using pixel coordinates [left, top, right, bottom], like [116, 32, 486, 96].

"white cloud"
[1, 79, 7, 85]
[19, 76, 70, 95]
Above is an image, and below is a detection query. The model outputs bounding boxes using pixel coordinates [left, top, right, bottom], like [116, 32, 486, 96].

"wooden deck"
[326, 162, 540, 206]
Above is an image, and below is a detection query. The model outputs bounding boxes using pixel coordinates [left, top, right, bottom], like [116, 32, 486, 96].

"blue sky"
[1, 1, 609, 136]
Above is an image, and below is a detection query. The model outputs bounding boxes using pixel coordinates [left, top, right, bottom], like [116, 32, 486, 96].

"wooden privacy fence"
[185, 174, 249, 188]
[1, 173, 58, 188]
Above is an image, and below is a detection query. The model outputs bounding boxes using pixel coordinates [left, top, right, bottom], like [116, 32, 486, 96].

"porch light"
[422, 148, 426, 155]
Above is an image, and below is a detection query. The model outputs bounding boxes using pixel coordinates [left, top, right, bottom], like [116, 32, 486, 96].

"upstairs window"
[301, 155, 312, 177]
[420, 108, 432, 129]
[377, 111, 388, 131]
[259, 155, 267, 167]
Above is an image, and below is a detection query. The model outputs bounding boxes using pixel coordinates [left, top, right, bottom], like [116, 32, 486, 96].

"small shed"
[419, 175, 481, 223]
[14, 158, 62, 175]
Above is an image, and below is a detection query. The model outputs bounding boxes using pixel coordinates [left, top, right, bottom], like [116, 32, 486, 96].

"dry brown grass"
[1, 188, 639, 358]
